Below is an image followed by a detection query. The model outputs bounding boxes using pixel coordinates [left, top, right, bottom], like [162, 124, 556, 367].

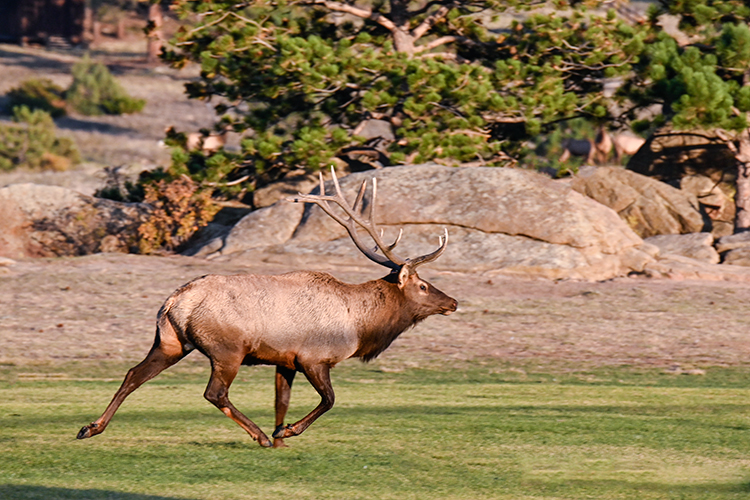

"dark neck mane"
[350, 276, 417, 362]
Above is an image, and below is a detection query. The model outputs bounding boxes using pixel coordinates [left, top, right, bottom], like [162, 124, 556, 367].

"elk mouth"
[440, 299, 458, 315]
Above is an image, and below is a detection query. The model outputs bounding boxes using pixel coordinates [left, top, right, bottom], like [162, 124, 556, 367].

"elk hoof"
[272, 424, 294, 439]
[258, 437, 273, 448]
[77, 423, 97, 440]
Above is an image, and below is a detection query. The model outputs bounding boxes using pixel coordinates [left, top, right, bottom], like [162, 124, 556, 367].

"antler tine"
[289, 167, 406, 270]
[352, 180, 367, 213]
[288, 169, 449, 271]
[292, 170, 349, 229]
[362, 176, 407, 263]
[407, 227, 449, 269]
[328, 167, 407, 266]
[380, 228, 403, 252]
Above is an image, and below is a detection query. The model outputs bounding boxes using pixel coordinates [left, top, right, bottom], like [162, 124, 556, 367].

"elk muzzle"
[441, 297, 458, 315]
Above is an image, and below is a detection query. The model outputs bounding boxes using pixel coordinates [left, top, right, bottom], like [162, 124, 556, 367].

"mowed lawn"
[1, 362, 750, 500]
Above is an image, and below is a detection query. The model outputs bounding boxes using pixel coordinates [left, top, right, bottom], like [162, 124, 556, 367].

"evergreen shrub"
[7, 79, 67, 118]
[0, 106, 80, 171]
[66, 55, 145, 116]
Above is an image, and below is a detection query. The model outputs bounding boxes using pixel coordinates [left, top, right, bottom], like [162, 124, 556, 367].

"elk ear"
[396, 265, 411, 289]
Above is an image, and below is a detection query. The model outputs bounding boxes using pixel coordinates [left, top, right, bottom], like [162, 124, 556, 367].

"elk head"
[290, 167, 455, 315]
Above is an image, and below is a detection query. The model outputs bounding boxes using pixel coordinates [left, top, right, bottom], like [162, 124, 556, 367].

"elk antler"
[289, 167, 448, 271]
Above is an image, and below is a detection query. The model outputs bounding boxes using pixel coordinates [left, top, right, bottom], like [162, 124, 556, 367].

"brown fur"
[186, 131, 227, 153]
[77, 267, 456, 448]
[612, 134, 646, 163]
[559, 127, 614, 165]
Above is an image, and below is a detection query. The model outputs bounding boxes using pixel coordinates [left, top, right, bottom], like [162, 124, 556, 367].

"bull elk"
[77, 168, 457, 448]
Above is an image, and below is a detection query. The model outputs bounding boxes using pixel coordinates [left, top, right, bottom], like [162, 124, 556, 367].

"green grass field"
[1, 362, 750, 500]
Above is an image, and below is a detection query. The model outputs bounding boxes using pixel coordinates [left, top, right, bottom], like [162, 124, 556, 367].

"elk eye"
[419, 284, 427, 291]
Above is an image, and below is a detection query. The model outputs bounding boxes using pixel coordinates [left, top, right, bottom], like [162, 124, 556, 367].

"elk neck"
[351, 273, 420, 362]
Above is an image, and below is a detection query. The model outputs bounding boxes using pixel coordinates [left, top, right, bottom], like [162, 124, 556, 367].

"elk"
[77, 168, 457, 448]
[612, 133, 646, 163]
[559, 127, 613, 165]
[162, 126, 229, 154]
[186, 130, 227, 153]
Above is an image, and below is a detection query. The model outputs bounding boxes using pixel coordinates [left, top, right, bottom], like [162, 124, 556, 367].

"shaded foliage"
[0, 106, 80, 171]
[7, 78, 67, 118]
[623, 1, 750, 133]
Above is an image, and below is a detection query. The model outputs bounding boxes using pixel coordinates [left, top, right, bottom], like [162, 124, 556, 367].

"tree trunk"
[146, 3, 163, 64]
[389, 0, 414, 56]
[392, 29, 415, 56]
[735, 129, 750, 231]
[117, 17, 127, 39]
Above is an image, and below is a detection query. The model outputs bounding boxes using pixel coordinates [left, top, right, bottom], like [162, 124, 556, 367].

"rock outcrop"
[0, 183, 148, 259]
[626, 127, 737, 182]
[569, 166, 705, 237]
[679, 174, 734, 237]
[644, 233, 719, 264]
[716, 232, 750, 266]
[200, 165, 656, 280]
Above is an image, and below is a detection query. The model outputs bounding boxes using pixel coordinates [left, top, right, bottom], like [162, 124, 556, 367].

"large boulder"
[0, 183, 148, 259]
[569, 166, 705, 237]
[716, 232, 750, 266]
[202, 165, 656, 281]
[679, 174, 734, 237]
[644, 233, 719, 264]
[252, 169, 323, 209]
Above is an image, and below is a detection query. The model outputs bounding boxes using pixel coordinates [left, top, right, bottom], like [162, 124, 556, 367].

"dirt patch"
[2, 253, 749, 372]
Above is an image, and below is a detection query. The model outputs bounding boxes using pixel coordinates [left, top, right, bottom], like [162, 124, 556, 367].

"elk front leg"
[273, 366, 296, 448]
[77, 342, 185, 440]
[203, 359, 273, 448]
[272, 363, 334, 441]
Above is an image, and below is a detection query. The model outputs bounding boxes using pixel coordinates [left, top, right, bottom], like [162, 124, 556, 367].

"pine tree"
[621, 0, 750, 231]
[162, 0, 643, 184]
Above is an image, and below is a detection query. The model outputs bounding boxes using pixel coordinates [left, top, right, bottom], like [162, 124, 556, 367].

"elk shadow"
[0, 484, 195, 500]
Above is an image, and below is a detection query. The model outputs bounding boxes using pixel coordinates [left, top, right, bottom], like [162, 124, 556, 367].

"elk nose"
[442, 298, 458, 315]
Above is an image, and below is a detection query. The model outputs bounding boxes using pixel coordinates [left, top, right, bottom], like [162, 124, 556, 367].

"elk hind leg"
[204, 359, 273, 448]
[77, 332, 186, 440]
[273, 366, 296, 448]
[273, 363, 334, 440]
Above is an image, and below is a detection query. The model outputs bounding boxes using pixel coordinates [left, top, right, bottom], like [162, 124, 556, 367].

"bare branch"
[417, 51, 459, 61]
[414, 35, 459, 53]
[304, 0, 397, 32]
[553, 56, 634, 73]
[203, 175, 250, 187]
[187, 11, 231, 35]
[412, 5, 450, 41]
